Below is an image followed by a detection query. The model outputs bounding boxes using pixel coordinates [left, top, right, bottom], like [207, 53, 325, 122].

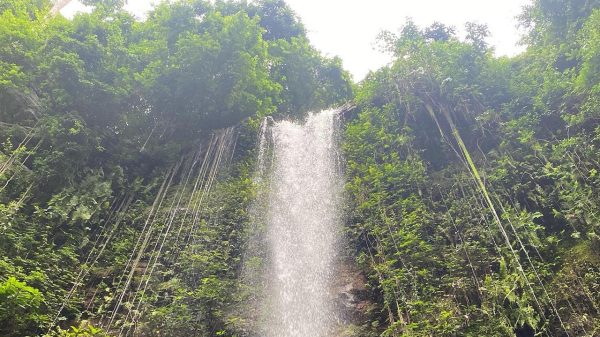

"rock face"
[331, 259, 375, 336]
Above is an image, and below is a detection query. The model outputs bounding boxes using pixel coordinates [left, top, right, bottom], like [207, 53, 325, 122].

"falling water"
[256, 109, 342, 337]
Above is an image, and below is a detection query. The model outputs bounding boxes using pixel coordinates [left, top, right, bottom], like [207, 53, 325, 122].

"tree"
[250, 0, 305, 41]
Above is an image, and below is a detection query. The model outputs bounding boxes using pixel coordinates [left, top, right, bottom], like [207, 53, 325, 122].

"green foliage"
[138, 4, 278, 134]
[48, 321, 111, 337]
[249, 0, 305, 41]
[0, 276, 47, 337]
[521, 0, 600, 45]
[0, 0, 350, 336]
[343, 6, 600, 336]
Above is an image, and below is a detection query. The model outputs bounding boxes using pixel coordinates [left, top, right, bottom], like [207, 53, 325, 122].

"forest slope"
[1, 0, 600, 336]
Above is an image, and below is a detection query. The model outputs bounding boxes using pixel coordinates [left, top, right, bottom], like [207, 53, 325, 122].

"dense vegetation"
[0, 0, 350, 336]
[1, 0, 600, 336]
[344, 1, 600, 336]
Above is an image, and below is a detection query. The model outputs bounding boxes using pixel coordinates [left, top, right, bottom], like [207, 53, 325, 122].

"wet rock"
[332, 259, 374, 331]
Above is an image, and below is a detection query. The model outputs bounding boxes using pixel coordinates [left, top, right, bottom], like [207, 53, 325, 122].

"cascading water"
[254, 109, 343, 337]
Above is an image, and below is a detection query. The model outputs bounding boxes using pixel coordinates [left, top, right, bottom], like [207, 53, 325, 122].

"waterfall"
[254, 109, 343, 337]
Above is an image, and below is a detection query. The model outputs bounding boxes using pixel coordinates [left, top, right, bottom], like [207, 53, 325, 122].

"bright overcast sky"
[62, 0, 532, 81]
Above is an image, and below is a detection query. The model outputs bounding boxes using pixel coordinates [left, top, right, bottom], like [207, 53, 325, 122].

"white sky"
[62, 0, 532, 81]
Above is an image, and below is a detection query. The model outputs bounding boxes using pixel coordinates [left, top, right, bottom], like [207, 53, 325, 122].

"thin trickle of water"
[256, 109, 343, 337]
[255, 117, 271, 182]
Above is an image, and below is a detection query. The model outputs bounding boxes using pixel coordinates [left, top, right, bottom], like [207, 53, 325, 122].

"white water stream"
[256, 109, 343, 337]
